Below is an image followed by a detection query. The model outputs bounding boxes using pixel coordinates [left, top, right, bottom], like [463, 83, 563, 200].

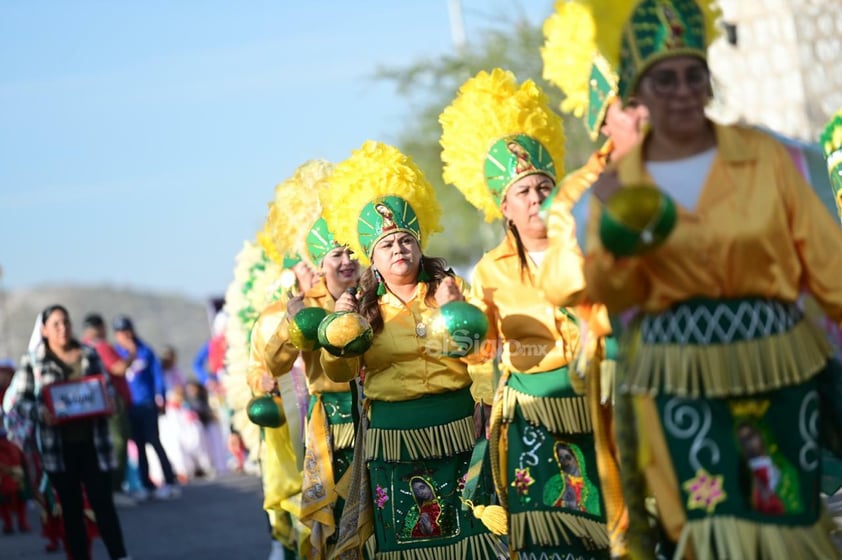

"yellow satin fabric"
[321, 279, 481, 402]
[331, 401, 374, 559]
[300, 395, 336, 559]
[251, 280, 351, 558]
[469, 232, 580, 378]
[520, 145, 627, 555]
[247, 301, 306, 549]
[262, 424, 305, 548]
[246, 299, 286, 395]
[539, 144, 614, 343]
[539, 141, 612, 309]
[585, 123, 842, 319]
[262, 278, 352, 395]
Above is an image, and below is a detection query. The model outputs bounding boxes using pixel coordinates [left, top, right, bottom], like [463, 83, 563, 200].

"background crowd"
[2, 1, 842, 560]
[0, 308, 245, 558]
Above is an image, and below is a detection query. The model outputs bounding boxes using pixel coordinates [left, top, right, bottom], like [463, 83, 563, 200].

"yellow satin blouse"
[320, 279, 481, 403]
[538, 144, 611, 309]
[584, 123, 842, 319]
[248, 279, 351, 395]
[469, 232, 581, 377]
[246, 299, 287, 395]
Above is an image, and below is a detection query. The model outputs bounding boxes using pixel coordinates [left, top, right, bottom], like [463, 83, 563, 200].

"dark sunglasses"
[643, 66, 710, 96]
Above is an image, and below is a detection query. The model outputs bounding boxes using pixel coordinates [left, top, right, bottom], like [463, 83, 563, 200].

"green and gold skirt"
[620, 297, 839, 559]
[364, 387, 503, 560]
[496, 367, 611, 560]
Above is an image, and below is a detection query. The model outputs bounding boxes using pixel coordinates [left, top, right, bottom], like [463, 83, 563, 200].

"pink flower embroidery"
[511, 467, 535, 496]
[457, 473, 467, 493]
[375, 485, 389, 509]
[682, 468, 727, 514]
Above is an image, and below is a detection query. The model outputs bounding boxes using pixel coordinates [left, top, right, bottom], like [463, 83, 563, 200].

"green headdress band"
[306, 217, 340, 264]
[282, 253, 302, 270]
[619, 0, 710, 101]
[586, 55, 619, 141]
[484, 134, 557, 207]
[821, 109, 842, 222]
[358, 195, 421, 258]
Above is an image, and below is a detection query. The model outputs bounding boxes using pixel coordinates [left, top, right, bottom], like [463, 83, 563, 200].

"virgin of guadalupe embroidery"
[375, 202, 397, 232]
[542, 440, 602, 516]
[401, 475, 444, 539]
[505, 138, 536, 175]
[731, 401, 802, 515]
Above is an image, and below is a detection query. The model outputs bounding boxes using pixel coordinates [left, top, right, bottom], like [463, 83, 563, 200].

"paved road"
[1, 473, 273, 560]
[3, 473, 840, 558]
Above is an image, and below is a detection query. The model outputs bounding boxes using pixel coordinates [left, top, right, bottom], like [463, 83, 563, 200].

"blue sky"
[0, 1, 552, 300]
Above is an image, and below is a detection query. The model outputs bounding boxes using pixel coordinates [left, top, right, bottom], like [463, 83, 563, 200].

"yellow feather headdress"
[591, 0, 721, 100]
[541, 0, 597, 118]
[590, 0, 637, 74]
[320, 141, 442, 266]
[541, 0, 618, 141]
[262, 159, 335, 269]
[439, 68, 566, 222]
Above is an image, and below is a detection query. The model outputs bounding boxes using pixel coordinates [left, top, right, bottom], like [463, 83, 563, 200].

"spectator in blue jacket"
[191, 341, 214, 387]
[112, 316, 179, 501]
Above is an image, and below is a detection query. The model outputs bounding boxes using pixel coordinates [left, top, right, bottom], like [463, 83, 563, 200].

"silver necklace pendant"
[415, 322, 427, 338]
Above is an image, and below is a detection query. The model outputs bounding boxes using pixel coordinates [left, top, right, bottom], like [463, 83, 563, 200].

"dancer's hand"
[286, 294, 305, 320]
[259, 373, 276, 393]
[334, 290, 359, 313]
[592, 170, 623, 204]
[434, 277, 463, 307]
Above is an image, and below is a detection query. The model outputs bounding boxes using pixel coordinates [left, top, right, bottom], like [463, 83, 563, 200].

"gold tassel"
[461, 500, 508, 535]
[473, 504, 508, 536]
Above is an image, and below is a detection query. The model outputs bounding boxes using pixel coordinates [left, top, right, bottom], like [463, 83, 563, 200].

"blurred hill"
[0, 284, 210, 376]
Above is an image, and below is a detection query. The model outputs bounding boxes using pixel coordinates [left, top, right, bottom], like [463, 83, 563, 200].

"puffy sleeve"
[467, 361, 495, 405]
[464, 265, 500, 367]
[455, 272, 493, 404]
[777, 142, 842, 323]
[246, 308, 298, 394]
[583, 195, 652, 313]
[263, 315, 300, 378]
[320, 352, 361, 384]
[539, 191, 587, 307]
[539, 151, 610, 307]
